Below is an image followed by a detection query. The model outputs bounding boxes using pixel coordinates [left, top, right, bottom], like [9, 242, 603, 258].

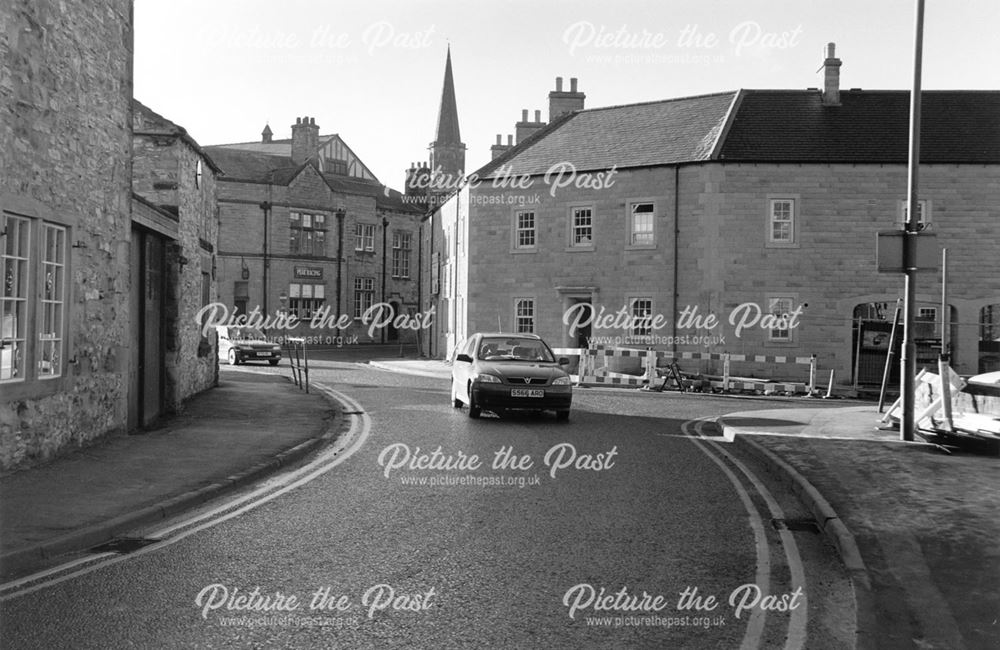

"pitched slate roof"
[477, 92, 738, 178]
[718, 90, 1000, 163]
[204, 134, 337, 156]
[203, 147, 294, 182]
[133, 99, 223, 172]
[203, 146, 421, 213]
[477, 89, 1000, 179]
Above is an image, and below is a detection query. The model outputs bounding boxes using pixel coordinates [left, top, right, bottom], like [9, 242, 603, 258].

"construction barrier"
[556, 346, 817, 394]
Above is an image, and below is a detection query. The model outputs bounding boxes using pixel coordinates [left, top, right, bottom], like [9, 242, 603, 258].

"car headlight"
[475, 373, 501, 384]
[552, 376, 572, 386]
[237, 345, 253, 351]
[271, 345, 281, 352]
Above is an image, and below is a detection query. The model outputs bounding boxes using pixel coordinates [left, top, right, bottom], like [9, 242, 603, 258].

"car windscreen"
[477, 337, 554, 362]
[232, 328, 266, 340]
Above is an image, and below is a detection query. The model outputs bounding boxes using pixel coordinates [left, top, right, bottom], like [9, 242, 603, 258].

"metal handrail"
[284, 337, 309, 393]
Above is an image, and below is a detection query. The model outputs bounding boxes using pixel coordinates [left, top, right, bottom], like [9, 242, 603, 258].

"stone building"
[205, 117, 424, 347]
[131, 100, 221, 428]
[424, 46, 1000, 387]
[0, 0, 134, 469]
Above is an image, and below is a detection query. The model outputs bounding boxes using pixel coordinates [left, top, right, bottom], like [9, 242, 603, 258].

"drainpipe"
[417, 219, 423, 357]
[427, 212, 436, 358]
[672, 165, 680, 356]
[335, 208, 345, 317]
[260, 200, 271, 320]
[381, 216, 389, 343]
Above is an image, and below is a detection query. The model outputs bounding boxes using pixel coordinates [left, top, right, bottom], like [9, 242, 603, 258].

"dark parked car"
[451, 332, 573, 420]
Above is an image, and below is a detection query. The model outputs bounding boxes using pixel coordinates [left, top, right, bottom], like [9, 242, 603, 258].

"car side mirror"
[456, 353, 473, 363]
[558, 357, 570, 365]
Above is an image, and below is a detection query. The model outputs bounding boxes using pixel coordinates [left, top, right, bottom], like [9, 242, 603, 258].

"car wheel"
[227, 349, 239, 366]
[467, 384, 481, 419]
[269, 359, 279, 366]
[451, 381, 463, 408]
[556, 410, 570, 422]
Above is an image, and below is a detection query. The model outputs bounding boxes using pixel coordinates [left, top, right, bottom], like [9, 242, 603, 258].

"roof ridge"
[207, 133, 339, 148]
[578, 90, 737, 114]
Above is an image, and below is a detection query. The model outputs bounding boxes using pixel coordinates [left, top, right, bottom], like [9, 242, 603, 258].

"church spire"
[428, 47, 466, 184]
[433, 46, 462, 146]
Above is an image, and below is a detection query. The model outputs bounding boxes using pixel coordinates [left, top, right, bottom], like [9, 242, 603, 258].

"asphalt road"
[0, 362, 858, 648]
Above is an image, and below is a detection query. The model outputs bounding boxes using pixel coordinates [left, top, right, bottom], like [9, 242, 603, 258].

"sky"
[134, 0, 1000, 188]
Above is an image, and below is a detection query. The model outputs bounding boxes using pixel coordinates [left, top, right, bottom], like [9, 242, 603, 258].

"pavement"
[721, 407, 999, 649]
[0, 369, 340, 581]
[3, 356, 997, 648]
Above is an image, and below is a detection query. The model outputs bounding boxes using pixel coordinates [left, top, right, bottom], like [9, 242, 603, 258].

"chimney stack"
[291, 115, 320, 164]
[549, 76, 586, 121]
[515, 108, 546, 144]
[822, 43, 842, 106]
[490, 133, 514, 160]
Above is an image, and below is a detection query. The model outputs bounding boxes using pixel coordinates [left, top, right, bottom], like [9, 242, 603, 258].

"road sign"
[876, 231, 938, 272]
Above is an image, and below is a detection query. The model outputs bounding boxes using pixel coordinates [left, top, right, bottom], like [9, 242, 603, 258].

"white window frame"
[512, 209, 537, 252]
[566, 204, 595, 251]
[354, 276, 374, 318]
[514, 297, 535, 333]
[1, 204, 71, 391]
[288, 282, 326, 320]
[766, 195, 799, 248]
[628, 296, 653, 337]
[765, 294, 797, 343]
[627, 201, 656, 249]
[354, 223, 375, 252]
[38, 223, 66, 379]
[391, 231, 412, 279]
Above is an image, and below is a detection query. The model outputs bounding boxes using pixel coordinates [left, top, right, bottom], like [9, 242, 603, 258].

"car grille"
[508, 377, 545, 385]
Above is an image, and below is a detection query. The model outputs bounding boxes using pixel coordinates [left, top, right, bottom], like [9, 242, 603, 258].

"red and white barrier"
[554, 346, 816, 394]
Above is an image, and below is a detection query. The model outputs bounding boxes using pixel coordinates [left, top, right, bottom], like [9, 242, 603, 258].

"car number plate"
[256, 352, 271, 357]
[511, 389, 544, 398]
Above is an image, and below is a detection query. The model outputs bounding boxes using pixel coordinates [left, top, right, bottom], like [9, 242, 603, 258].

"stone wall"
[450, 161, 999, 382]
[132, 124, 219, 410]
[0, 0, 134, 470]
[215, 166, 421, 345]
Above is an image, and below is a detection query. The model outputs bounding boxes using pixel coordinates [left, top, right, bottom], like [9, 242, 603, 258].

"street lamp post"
[901, 0, 926, 442]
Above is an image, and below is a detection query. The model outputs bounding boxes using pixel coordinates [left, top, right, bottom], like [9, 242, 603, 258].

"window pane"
[573, 208, 592, 245]
[631, 204, 654, 244]
[40, 224, 66, 377]
[769, 298, 792, 340]
[515, 299, 534, 333]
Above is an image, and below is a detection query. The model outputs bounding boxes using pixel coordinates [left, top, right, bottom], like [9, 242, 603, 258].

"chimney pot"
[570, 78, 578, 92]
[507, 134, 513, 146]
[296, 117, 302, 125]
[534, 109, 541, 123]
[495, 134, 502, 145]
[310, 117, 315, 125]
[826, 42, 836, 59]
[556, 76, 563, 92]
[521, 109, 528, 121]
